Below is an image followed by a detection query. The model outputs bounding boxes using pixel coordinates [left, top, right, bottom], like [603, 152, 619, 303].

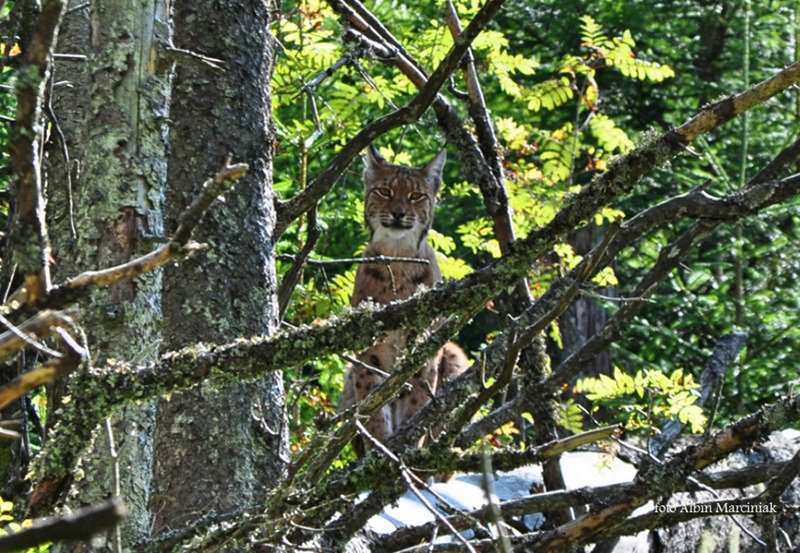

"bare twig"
[0, 310, 77, 364]
[355, 420, 478, 553]
[761, 448, 800, 500]
[287, 314, 474, 487]
[0, 325, 86, 410]
[277, 253, 430, 266]
[652, 332, 749, 457]
[278, 203, 320, 319]
[480, 447, 512, 553]
[105, 419, 123, 553]
[0, 311, 62, 359]
[160, 46, 225, 72]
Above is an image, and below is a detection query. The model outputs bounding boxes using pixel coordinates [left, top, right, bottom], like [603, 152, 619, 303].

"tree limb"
[0, 500, 125, 553]
[0, 324, 86, 410]
[652, 332, 749, 457]
[8, 0, 66, 303]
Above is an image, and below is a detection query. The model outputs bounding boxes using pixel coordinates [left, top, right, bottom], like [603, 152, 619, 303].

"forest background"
[1, 0, 800, 551]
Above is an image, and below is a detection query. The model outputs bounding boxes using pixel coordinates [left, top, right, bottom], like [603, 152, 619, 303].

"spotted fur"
[338, 146, 469, 456]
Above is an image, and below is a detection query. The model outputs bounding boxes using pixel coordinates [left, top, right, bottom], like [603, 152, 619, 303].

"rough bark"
[557, 226, 612, 379]
[43, 1, 172, 550]
[149, 0, 288, 541]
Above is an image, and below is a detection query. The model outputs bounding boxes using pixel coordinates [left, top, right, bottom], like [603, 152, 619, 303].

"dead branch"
[457, 135, 800, 444]
[159, 45, 226, 72]
[0, 499, 125, 553]
[379, 456, 791, 551]
[327, 12, 800, 504]
[0, 310, 75, 363]
[761, 449, 800, 500]
[596, 497, 794, 543]
[329, 0, 512, 225]
[287, 314, 474, 488]
[0, 325, 86, 410]
[355, 420, 478, 553]
[306, 425, 621, 548]
[525, 393, 800, 552]
[278, 201, 320, 319]
[22, 64, 800, 538]
[29, 79, 791, 470]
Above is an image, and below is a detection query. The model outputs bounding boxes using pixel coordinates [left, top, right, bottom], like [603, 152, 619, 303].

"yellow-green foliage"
[575, 367, 707, 433]
[0, 498, 50, 552]
[270, 0, 675, 462]
[579, 16, 675, 82]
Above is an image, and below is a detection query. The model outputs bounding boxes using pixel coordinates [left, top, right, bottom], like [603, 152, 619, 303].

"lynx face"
[363, 146, 446, 252]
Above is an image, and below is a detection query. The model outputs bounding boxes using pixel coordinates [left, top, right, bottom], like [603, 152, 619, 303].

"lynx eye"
[374, 187, 393, 199]
[408, 192, 427, 202]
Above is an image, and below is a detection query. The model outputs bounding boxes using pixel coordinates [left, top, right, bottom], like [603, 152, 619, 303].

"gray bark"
[558, 226, 612, 379]
[149, 0, 288, 540]
[46, 0, 172, 549]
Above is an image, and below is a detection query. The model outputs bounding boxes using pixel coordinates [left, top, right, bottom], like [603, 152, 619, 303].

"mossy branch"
[8, 0, 66, 303]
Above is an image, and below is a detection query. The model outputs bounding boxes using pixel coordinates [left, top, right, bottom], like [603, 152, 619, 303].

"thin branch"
[311, 424, 620, 546]
[0, 310, 77, 364]
[105, 419, 123, 553]
[761, 448, 800, 500]
[595, 496, 792, 542]
[0, 325, 86, 410]
[388, 494, 796, 553]
[287, 313, 474, 488]
[52, 52, 86, 61]
[443, 0, 504, 184]
[355, 420, 478, 553]
[379, 456, 788, 552]
[64, 2, 89, 15]
[277, 254, 431, 266]
[0, 311, 63, 359]
[525, 393, 800, 552]
[159, 45, 225, 72]
[479, 448, 512, 553]
[27, 136, 800, 518]
[278, 202, 320, 319]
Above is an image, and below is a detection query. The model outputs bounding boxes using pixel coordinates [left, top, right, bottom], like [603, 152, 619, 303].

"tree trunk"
[45, 0, 172, 548]
[149, 0, 288, 538]
[557, 226, 612, 379]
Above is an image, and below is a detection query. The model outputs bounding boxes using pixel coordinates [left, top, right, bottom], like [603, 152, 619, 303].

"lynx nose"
[391, 209, 406, 221]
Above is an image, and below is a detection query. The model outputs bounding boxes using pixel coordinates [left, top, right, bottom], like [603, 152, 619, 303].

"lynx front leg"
[350, 350, 394, 454]
[392, 355, 441, 447]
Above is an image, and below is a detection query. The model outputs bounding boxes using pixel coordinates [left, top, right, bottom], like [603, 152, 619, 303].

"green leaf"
[525, 77, 574, 112]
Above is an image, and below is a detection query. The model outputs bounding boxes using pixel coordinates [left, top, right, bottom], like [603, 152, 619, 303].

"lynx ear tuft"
[423, 149, 447, 190]
[364, 145, 387, 179]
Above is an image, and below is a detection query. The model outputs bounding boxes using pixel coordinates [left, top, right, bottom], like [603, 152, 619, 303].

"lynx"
[338, 146, 469, 455]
